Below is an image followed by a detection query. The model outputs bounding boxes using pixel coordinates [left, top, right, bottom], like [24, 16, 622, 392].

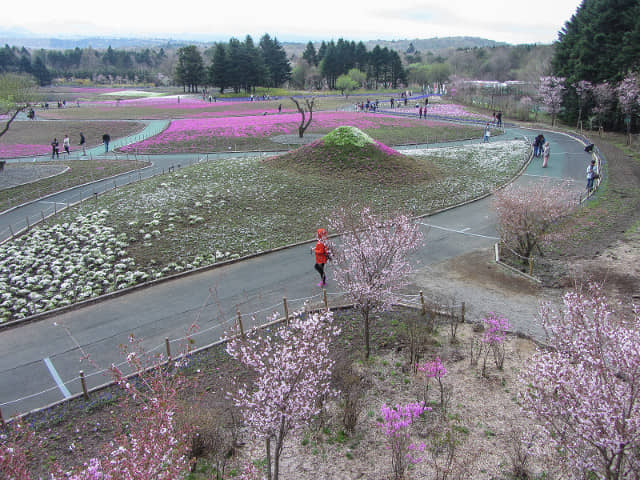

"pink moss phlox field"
[121, 112, 443, 153]
[0, 144, 52, 158]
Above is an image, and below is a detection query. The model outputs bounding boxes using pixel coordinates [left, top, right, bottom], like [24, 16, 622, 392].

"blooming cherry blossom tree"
[573, 80, 593, 129]
[226, 310, 340, 480]
[617, 73, 640, 144]
[538, 76, 566, 126]
[329, 207, 424, 358]
[520, 284, 640, 479]
[592, 81, 616, 129]
[493, 180, 575, 262]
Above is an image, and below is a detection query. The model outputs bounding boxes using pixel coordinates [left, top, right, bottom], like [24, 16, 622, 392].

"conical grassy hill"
[265, 126, 435, 185]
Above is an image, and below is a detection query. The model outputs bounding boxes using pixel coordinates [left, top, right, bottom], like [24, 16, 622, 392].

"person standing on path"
[79, 132, 86, 156]
[586, 159, 599, 192]
[102, 133, 111, 153]
[483, 123, 491, 143]
[542, 142, 550, 167]
[51, 138, 59, 159]
[311, 228, 330, 287]
[63, 135, 71, 156]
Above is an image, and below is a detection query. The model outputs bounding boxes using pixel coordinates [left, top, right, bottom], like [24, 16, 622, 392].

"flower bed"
[120, 112, 450, 154]
[0, 210, 148, 321]
[0, 144, 52, 158]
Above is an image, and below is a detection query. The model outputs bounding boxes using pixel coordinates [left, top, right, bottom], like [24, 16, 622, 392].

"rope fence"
[0, 288, 464, 423]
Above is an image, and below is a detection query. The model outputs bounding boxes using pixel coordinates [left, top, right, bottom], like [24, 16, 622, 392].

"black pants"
[314, 263, 326, 282]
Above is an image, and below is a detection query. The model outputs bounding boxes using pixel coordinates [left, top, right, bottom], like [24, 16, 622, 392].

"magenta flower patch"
[0, 144, 52, 158]
[121, 112, 441, 153]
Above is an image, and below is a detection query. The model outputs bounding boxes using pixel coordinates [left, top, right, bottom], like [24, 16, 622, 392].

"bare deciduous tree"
[290, 96, 316, 138]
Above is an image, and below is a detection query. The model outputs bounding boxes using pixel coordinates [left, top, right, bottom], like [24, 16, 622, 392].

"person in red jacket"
[312, 228, 330, 287]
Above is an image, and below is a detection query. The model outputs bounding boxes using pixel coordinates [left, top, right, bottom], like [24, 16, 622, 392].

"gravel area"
[270, 133, 324, 144]
[0, 163, 69, 190]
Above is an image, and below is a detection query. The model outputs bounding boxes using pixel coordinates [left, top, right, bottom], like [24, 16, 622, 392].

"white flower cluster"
[0, 210, 148, 322]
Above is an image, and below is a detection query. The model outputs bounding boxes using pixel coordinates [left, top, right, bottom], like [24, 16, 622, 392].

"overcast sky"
[2, 0, 580, 45]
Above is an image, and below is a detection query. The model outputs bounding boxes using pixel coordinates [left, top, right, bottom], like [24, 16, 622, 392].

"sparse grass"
[0, 160, 150, 212]
[47, 139, 526, 273]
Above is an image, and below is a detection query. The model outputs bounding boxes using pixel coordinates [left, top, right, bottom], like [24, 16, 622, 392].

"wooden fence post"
[0, 406, 5, 427]
[80, 371, 89, 400]
[165, 337, 171, 359]
[283, 297, 289, 325]
[419, 290, 426, 315]
[461, 302, 466, 323]
[529, 256, 534, 276]
[237, 310, 244, 338]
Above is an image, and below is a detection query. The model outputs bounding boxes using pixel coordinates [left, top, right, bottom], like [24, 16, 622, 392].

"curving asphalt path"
[0, 121, 594, 418]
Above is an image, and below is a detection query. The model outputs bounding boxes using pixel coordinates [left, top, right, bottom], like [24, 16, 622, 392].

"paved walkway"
[0, 122, 594, 418]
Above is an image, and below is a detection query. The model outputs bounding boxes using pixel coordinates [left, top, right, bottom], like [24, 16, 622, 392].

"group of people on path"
[50, 132, 109, 159]
[532, 134, 550, 167]
[50, 135, 72, 159]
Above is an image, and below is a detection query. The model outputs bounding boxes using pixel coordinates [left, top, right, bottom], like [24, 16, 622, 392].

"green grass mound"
[266, 126, 434, 185]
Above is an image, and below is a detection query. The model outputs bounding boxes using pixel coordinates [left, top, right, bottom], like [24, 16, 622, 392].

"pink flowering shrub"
[520, 284, 640, 479]
[378, 402, 429, 480]
[417, 357, 447, 407]
[481, 313, 511, 374]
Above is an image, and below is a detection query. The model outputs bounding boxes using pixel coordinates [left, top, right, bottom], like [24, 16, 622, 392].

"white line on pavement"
[43, 357, 71, 398]
[418, 222, 499, 240]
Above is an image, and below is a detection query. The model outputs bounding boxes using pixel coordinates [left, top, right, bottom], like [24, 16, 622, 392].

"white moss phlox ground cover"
[0, 210, 147, 322]
[406, 140, 528, 176]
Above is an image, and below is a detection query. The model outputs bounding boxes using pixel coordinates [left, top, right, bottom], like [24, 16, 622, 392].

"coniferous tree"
[259, 34, 291, 87]
[553, 0, 640, 84]
[302, 41, 318, 66]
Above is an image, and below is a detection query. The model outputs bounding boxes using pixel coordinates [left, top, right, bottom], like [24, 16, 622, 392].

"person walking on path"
[586, 158, 599, 192]
[79, 132, 86, 156]
[63, 135, 71, 156]
[102, 133, 111, 153]
[51, 138, 59, 159]
[542, 142, 550, 167]
[311, 228, 330, 287]
[533, 134, 546, 157]
[483, 123, 491, 143]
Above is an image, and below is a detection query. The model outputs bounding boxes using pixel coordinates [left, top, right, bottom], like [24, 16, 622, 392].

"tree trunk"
[0, 108, 23, 140]
[266, 438, 272, 480]
[364, 309, 370, 359]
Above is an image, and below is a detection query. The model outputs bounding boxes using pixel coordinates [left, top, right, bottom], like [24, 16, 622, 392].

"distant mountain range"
[0, 30, 510, 52]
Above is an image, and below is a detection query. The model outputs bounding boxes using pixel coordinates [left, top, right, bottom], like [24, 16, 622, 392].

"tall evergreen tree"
[553, 0, 640, 84]
[259, 34, 291, 87]
[302, 41, 318, 66]
[175, 45, 205, 92]
[209, 43, 228, 93]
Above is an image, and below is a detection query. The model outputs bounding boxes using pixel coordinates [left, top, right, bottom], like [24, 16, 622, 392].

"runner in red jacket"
[312, 228, 330, 287]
